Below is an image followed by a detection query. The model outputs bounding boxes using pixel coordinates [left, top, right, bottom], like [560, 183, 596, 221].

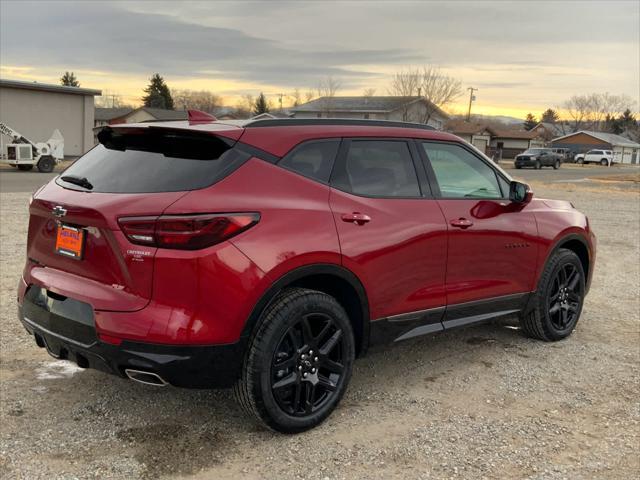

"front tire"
[17, 164, 33, 171]
[234, 288, 355, 433]
[535, 160, 542, 169]
[553, 160, 560, 170]
[520, 249, 585, 341]
[600, 158, 608, 166]
[37, 156, 55, 173]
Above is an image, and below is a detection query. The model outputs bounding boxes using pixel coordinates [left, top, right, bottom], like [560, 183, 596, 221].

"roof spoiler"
[188, 109, 217, 124]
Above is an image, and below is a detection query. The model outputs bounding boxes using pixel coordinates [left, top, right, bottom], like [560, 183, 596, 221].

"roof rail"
[243, 118, 436, 130]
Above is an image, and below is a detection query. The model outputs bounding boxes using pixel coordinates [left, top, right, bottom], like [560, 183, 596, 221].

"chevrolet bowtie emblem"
[52, 205, 67, 218]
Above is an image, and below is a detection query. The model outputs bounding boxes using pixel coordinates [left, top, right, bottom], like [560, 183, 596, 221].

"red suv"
[18, 116, 595, 433]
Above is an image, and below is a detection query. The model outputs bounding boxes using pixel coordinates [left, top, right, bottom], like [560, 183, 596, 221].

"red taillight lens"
[118, 213, 260, 250]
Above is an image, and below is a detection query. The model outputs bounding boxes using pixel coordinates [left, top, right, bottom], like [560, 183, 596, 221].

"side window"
[278, 140, 340, 183]
[333, 140, 421, 197]
[421, 142, 503, 199]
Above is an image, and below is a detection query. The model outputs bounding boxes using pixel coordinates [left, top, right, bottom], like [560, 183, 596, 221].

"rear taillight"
[118, 213, 260, 250]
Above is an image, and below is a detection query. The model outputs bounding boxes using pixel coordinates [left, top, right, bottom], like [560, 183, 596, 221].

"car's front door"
[329, 139, 448, 341]
[419, 141, 539, 321]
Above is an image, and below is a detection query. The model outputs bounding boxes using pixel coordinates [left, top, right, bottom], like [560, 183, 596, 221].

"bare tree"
[291, 88, 302, 107]
[305, 90, 315, 103]
[317, 76, 341, 115]
[95, 90, 132, 109]
[363, 88, 376, 97]
[171, 89, 221, 113]
[562, 93, 635, 131]
[417, 66, 462, 123]
[388, 66, 462, 123]
[235, 94, 255, 118]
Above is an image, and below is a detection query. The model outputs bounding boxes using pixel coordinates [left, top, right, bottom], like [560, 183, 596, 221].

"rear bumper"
[18, 295, 245, 389]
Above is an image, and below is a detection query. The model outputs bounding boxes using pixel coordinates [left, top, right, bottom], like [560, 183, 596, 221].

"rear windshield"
[57, 128, 248, 193]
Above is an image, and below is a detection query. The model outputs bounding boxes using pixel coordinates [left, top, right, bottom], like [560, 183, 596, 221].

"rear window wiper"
[60, 175, 93, 190]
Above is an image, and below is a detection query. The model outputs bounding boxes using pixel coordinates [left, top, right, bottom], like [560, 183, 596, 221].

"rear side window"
[278, 140, 339, 183]
[422, 142, 503, 199]
[332, 140, 421, 197]
[57, 129, 248, 193]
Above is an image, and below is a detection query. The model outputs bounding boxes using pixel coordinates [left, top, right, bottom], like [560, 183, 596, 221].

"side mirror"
[509, 181, 533, 204]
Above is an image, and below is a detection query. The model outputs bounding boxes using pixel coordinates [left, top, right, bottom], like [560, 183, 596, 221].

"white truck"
[0, 122, 64, 172]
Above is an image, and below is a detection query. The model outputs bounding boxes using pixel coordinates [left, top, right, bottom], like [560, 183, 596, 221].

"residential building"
[551, 130, 640, 164]
[291, 96, 449, 130]
[0, 79, 101, 156]
[488, 128, 545, 159]
[444, 120, 493, 154]
[530, 122, 574, 141]
[111, 106, 188, 124]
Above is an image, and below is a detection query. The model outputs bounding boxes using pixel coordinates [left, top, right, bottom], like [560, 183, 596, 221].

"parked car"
[574, 149, 614, 166]
[18, 117, 596, 433]
[514, 148, 562, 169]
[551, 148, 572, 162]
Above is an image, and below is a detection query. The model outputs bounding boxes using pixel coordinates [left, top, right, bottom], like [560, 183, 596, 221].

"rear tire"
[553, 160, 560, 170]
[17, 164, 33, 171]
[535, 160, 542, 169]
[234, 288, 355, 433]
[520, 249, 585, 341]
[577, 158, 584, 164]
[37, 156, 55, 173]
[600, 158, 608, 166]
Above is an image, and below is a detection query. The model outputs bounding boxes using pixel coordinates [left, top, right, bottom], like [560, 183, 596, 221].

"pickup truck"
[514, 148, 562, 169]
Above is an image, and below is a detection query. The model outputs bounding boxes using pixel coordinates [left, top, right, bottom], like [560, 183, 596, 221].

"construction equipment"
[0, 122, 64, 172]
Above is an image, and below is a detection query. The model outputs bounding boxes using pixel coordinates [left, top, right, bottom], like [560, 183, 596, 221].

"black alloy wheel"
[234, 288, 355, 433]
[547, 262, 583, 332]
[271, 312, 347, 417]
[520, 248, 585, 341]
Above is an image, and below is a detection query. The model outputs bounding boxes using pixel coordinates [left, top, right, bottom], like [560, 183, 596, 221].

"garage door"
[472, 138, 488, 154]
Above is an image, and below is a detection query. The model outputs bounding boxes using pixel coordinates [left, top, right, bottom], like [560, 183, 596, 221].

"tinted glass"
[334, 140, 421, 197]
[422, 142, 502, 199]
[57, 130, 247, 193]
[278, 140, 339, 182]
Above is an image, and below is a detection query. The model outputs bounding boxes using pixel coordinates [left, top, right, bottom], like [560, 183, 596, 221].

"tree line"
[523, 93, 637, 137]
[62, 70, 637, 136]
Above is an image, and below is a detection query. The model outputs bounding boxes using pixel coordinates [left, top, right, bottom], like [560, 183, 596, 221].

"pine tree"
[142, 74, 174, 110]
[523, 113, 537, 130]
[540, 108, 559, 124]
[60, 72, 80, 87]
[253, 92, 270, 115]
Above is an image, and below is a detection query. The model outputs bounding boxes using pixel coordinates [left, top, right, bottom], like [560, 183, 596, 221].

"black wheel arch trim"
[240, 263, 371, 356]
[541, 233, 593, 293]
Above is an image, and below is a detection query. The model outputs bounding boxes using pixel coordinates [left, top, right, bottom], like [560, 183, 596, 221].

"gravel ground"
[1, 178, 638, 479]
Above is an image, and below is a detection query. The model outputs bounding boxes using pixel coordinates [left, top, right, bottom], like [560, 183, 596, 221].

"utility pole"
[466, 87, 477, 121]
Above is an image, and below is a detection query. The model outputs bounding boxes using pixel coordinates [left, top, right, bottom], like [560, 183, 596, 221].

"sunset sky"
[1, 0, 638, 119]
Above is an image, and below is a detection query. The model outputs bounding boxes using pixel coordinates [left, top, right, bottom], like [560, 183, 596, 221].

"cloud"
[0, 1, 423, 88]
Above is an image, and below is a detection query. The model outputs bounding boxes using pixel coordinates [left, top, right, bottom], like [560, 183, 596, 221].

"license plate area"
[55, 224, 85, 260]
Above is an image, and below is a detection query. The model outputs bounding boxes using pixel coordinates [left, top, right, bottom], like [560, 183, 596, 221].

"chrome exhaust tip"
[124, 369, 168, 387]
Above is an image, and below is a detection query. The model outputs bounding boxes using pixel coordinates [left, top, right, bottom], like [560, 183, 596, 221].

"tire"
[515, 164, 522, 169]
[553, 160, 560, 170]
[37, 156, 55, 173]
[535, 160, 542, 169]
[600, 159, 608, 166]
[520, 248, 585, 342]
[234, 288, 355, 433]
[17, 164, 33, 171]
[577, 158, 584, 164]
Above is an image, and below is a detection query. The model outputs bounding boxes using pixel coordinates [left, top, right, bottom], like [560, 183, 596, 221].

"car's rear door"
[329, 138, 448, 342]
[419, 141, 539, 324]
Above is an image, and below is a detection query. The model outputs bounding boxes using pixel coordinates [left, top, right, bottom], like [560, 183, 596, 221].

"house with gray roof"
[290, 96, 449, 130]
[551, 130, 640, 164]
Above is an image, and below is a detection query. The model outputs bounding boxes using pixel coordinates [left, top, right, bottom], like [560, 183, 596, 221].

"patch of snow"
[36, 360, 84, 380]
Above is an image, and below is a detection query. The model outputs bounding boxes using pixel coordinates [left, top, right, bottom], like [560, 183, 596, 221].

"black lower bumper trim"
[18, 303, 245, 389]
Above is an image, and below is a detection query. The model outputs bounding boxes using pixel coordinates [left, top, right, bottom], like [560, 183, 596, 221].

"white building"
[0, 79, 101, 156]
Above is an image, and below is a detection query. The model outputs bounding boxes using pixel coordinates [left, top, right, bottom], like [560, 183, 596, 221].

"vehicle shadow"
[26, 318, 534, 477]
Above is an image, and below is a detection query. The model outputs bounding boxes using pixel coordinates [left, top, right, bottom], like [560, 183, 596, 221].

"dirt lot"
[1, 177, 638, 479]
